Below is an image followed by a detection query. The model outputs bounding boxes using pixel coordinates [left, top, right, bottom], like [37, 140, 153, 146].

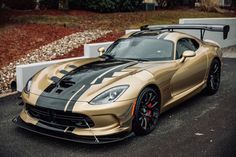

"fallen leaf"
[195, 133, 204, 136]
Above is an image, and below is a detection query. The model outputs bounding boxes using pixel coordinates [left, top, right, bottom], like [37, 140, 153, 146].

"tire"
[204, 59, 221, 95]
[132, 87, 160, 135]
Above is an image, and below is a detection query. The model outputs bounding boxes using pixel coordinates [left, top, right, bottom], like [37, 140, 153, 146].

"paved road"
[0, 58, 236, 157]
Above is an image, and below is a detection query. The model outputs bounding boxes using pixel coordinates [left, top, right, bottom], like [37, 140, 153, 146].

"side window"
[176, 38, 199, 59]
[176, 39, 190, 59]
[189, 39, 199, 51]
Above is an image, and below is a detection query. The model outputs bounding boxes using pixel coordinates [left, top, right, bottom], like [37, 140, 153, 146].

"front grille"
[26, 104, 94, 128]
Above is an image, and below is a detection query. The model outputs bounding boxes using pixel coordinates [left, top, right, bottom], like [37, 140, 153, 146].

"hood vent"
[59, 77, 75, 88]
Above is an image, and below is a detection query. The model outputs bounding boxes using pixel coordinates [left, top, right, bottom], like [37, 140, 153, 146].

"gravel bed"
[0, 29, 111, 94]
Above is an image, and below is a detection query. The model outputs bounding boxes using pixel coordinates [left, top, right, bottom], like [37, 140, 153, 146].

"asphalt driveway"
[0, 58, 236, 157]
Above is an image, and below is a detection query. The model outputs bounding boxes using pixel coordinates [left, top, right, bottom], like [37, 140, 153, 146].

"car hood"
[26, 58, 177, 111]
[29, 58, 153, 107]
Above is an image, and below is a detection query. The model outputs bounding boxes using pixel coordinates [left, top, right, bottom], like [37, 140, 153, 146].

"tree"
[232, 0, 236, 10]
[59, 0, 68, 10]
[35, 0, 40, 10]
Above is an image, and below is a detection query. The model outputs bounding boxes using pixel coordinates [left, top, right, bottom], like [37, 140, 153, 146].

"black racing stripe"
[94, 62, 136, 85]
[35, 95, 69, 110]
[36, 60, 132, 111]
[65, 85, 90, 112]
[65, 62, 137, 112]
[159, 32, 169, 39]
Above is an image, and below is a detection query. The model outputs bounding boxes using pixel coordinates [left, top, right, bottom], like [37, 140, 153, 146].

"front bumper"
[13, 116, 134, 144]
[13, 95, 136, 144]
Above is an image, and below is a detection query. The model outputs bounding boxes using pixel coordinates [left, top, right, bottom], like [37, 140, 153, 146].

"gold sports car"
[13, 24, 230, 144]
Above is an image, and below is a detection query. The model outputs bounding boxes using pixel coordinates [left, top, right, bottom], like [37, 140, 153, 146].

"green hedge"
[39, 0, 59, 9]
[3, 0, 143, 12]
[232, 0, 236, 10]
[5, 0, 36, 10]
[68, 0, 143, 12]
[68, 0, 84, 9]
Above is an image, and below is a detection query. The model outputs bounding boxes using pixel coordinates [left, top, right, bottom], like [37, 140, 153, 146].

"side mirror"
[180, 50, 196, 62]
[97, 47, 105, 56]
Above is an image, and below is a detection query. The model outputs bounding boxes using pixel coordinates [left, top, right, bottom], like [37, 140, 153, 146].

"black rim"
[137, 90, 160, 131]
[209, 62, 220, 90]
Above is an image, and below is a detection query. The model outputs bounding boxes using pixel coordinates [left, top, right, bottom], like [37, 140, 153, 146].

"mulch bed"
[54, 31, 124, 60]
[0, 24, 82, 68]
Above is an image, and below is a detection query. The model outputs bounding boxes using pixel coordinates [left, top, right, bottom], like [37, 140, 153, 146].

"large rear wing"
[140, 24, 230, 40]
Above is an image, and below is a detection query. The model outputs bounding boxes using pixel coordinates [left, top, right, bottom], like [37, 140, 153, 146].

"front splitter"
[12, 116, 135, 144]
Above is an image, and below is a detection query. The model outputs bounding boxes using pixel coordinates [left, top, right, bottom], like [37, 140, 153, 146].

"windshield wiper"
[100, 54, 115, 60]
[116, 58, 150, 62]
[100, 55, 150, 62]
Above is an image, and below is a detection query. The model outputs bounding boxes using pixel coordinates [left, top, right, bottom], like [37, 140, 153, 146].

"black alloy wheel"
[204, 59, 221, 95]
[133, 87, 160, 135]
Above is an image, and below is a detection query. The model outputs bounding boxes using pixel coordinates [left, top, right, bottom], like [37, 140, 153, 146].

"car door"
[170, 38, 207, 97]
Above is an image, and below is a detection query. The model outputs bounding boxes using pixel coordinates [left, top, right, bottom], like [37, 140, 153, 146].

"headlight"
[90, 85, 129, 105]
[24, 79, 32, 93]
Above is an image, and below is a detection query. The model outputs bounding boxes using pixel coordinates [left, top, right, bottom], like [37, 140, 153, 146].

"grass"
[6, 9, 236, 32]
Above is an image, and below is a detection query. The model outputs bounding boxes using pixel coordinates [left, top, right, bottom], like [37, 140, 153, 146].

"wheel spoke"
[144, 93, 149, 102]
[145, 92, 152, 105]
[143, 117, 147, 130]
[210, 75, 214, 89]
[213, 64, 219, 74]
[150, 101, 158, 109]
[150, 95, 157, 102]
[139, 111, 145, 116]
[141, 118, 144, 127]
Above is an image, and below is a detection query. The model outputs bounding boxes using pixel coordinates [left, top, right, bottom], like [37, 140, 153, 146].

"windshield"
[105, 37, 174, 61]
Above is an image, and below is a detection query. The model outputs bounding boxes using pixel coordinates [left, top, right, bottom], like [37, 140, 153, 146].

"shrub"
[39, 0, 59, 9]
[118, 0, 143, 12]
[199, 0, 219, 12]
[0, 0, 2, 11]
[68, 0, 84, 9]
[5, 0, 36, 10]
[85, 0, 116, 12]
[232, 0, 236, 11]
[75, 0, 143, 13]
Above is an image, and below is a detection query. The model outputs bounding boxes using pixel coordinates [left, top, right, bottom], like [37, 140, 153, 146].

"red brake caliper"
[147, 103, 152, 121]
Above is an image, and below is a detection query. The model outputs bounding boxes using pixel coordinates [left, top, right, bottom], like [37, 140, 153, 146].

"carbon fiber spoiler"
[140, 24, 230, 40]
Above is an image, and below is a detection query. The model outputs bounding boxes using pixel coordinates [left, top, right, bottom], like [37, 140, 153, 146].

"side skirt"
[161, 81, 206, 113]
